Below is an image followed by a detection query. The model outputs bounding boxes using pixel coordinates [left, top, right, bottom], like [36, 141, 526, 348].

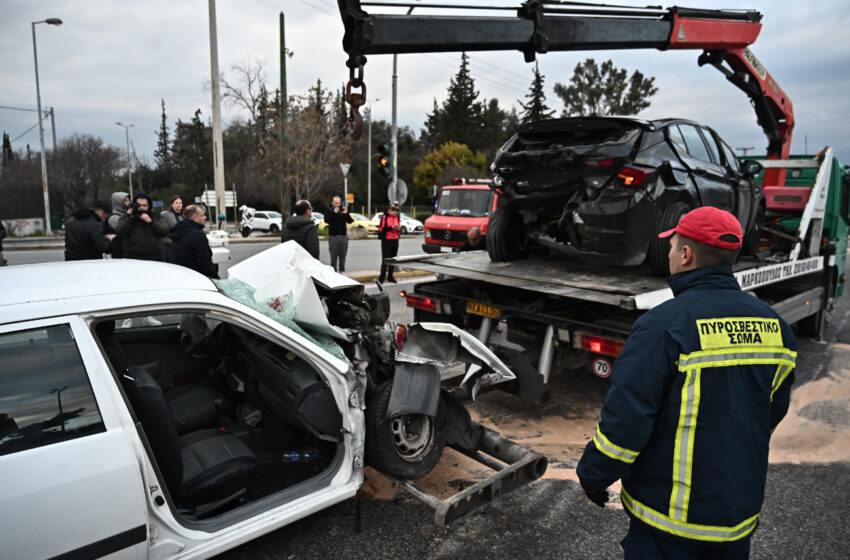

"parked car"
[0, 246, 531, 558]
[238, 206, 283, 237]
[423, 181, 498, 253]
[248, 210, 283, 233]
[489, 116, 764, 275]
[319, 212, 373, 234]
[370, 212, 425, 235]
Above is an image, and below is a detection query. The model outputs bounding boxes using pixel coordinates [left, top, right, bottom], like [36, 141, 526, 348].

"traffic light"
[377, 142, 392, 178]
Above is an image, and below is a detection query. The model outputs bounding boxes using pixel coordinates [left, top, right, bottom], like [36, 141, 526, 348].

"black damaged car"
[488, 117, 764, 275]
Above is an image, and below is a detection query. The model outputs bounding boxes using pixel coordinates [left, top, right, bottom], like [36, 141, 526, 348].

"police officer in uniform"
[577, 206, 797, 559]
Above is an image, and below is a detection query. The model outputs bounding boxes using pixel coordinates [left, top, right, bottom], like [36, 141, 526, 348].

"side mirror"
[741, 159, 763, 177]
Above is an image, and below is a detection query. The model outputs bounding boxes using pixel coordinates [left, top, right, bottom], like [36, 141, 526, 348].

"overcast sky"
[3, 0, 849, 170]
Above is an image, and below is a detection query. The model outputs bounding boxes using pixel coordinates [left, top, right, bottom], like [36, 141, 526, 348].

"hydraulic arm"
[337, 1, 793, 182]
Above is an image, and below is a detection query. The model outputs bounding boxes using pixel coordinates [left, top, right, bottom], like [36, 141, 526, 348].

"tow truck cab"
[423, 181, 498, 253]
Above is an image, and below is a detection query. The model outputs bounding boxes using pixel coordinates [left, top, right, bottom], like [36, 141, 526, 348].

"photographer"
[115, 193, 169, 261]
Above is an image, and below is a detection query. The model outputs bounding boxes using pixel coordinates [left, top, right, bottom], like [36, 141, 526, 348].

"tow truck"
[335, 1, 849, 403]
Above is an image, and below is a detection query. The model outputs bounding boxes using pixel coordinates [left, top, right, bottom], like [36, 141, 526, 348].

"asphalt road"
[1, 235, 428, 278]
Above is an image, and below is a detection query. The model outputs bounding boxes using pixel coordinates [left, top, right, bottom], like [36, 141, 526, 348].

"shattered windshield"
[215, 277, 348, 363]
[437, 189, 493, 217]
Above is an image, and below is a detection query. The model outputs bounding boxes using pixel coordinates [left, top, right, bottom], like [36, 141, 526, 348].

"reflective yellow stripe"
[770, 363, 793, 401]
[592, 425, 639, 464]
[669, 368, 701, 521]
[622, 487, 759, 542]
[678, 347, 796, 372]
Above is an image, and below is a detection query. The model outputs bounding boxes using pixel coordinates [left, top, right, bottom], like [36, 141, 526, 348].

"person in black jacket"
[281, 199, 320, 259]
[169, 205, 219, 278]
[64, 201, 112, 261]
[326, 195, 353, 272]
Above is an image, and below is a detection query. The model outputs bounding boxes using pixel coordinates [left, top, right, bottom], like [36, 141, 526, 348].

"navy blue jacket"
[169, 220, 218, 278]
[577, 265, 796, 543]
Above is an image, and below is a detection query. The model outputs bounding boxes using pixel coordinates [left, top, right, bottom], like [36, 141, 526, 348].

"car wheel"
[240, 226, 252, 238]
[400, 226, 409, 235]
[648, 201, 693, 276]
[488, 206, 528, 262]
[365, 380, 446, 480]
[269, 224, 280, 234]
[741, 204, 765, 255]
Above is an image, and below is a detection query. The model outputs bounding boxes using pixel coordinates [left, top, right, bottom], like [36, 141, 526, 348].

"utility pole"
[32, 18, 62, 235]
[116, 122, 134, 199]
[390, 6, 414, 202]
[280, 13, 293, 216]
[49, 107, 57, 155]
[366, 106, 372, 214]
[208, 0, 226, 229]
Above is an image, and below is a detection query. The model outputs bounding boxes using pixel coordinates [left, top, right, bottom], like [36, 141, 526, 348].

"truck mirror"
[741, 159, 763, 177]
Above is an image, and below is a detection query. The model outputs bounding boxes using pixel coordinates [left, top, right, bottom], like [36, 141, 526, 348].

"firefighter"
[577, 206, 796, 559]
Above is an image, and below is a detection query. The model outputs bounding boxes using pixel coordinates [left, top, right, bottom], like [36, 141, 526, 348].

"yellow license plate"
[466, 301, 500, 319]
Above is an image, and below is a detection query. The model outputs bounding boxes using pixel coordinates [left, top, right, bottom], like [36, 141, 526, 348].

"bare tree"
[51, 134, 122, 211]
[221, 58, 269, 125]
[259, 84, 352, 207]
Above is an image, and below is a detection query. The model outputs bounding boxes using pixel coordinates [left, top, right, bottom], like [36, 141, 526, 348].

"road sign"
[592, 357, 612, 378]
[340, 162, 351, 177]
[201, 191, 237, 207]
[389, 178, 408, 205]
[347, 193, 355, 204]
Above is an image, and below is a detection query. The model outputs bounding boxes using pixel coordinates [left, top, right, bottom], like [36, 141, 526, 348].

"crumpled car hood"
[226, 241, 363, 340]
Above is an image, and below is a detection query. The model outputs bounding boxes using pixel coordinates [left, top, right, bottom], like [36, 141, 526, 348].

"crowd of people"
[4, 193, 484, 282]
[60, 192, 219, 279]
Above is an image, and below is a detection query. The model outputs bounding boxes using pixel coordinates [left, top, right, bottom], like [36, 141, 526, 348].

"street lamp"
[32, 17, 62, 235]
[116, 122, 134, 199]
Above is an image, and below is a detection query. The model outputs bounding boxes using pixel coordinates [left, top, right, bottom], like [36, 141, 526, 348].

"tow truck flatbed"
[391, 251, 824, 311]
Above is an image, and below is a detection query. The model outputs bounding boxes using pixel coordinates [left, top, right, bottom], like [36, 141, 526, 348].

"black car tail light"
[617, 166, 655, 187]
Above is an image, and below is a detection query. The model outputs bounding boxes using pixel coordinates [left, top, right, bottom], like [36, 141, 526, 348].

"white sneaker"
[142, 316, 162, 326]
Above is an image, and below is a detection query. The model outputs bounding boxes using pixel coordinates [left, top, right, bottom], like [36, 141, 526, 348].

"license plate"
[439, 246, 453, 253]
[466, 301, 500, 319]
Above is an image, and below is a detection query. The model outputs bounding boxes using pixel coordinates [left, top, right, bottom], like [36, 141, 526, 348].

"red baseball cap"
[658, 206, 742, 250]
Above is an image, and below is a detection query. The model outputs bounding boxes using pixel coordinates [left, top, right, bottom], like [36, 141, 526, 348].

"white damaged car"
[0, 244, 545, 559]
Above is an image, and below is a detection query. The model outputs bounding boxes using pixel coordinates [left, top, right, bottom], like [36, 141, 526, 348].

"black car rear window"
[678, 124, 714, 163]
[515, 119, 640, 149]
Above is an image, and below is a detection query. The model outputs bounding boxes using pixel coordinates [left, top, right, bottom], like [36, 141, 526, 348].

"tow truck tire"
[240, 225, 252, 238]
[365, 380, 446, 480]
[488, 206, 527, 262]
[649, 201, 692, 276]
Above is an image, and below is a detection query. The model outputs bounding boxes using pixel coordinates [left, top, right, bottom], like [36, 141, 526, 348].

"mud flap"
[385, 363, 441, 419]
[384, 393, 548, 526]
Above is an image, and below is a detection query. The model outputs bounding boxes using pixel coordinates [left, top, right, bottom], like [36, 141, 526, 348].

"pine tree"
[153, 99, 170, 171]
[2, 132, 14, 168]
[554, 58, 658, 117]
[423, 53, 486, 152]
[519, 62, 555, 123]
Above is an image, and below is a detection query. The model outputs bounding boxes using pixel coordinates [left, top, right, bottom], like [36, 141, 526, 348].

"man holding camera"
[115, 193, 169, 261]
